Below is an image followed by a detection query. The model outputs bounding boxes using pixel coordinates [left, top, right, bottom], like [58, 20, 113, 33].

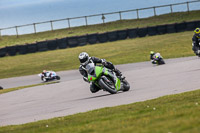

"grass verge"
[0, 81, 59, 94]
[0, 31, 194, 79]
[0, 89, 200, 133]
[0, 10, 200, 47]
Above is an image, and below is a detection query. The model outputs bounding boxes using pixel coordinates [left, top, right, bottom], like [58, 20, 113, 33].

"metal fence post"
[15, 26, 19, 37]
[50, 21, 54, 31]
[102, 14, 105, 23]
[153, 7, 156, 16]
[33, 23, 36, 34]
[170, 5, 173, 13]
[119, 11, 122, 20]
[85, 16, 88, 26]
[187, 2, 190, 12]
[136, 9, 139, 19]
[67, 18, 71, 28]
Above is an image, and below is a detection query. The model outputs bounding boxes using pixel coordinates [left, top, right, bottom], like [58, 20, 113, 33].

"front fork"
[102, 68, 121, 91]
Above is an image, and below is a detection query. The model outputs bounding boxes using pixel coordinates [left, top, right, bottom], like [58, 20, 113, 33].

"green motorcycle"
[86, 63, 130, 94]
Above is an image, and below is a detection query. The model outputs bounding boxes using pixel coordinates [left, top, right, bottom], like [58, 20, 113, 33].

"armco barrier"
[176, 22, 186, 32]
[27, 43, 38, 53]
[36, 41, 48, 52]
[7, 46, 17, 56]
[87, 33, 98, 44]
[0, 47, 7, 57]
[147, 26, 157, 36]
[137, 27, 148, 37]
[157, 25, 167, 35]
[128, 28, 138, 38]
[97, 33, 108, 43]
[1, 20, 200, 58]
[195, 20, 200, 27]
[186, 21, 196, 31]
[117, 29, 128, 40]
[77, 35, 88, 46]
[166, 23, 176, 33]
[17, 45, 28, 54]
[107, 31, 118, 41]
[57, 38, 67, 49]
[67, 36, 79, 47]
[47, 39, 58, 50]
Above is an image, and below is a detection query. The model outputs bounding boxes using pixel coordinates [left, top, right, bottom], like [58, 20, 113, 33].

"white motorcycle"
[151, 53, 165, 65]
[38, 71, 60, 82]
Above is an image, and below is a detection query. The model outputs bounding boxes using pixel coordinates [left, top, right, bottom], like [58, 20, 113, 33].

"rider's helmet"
[150, 51, 155, 55]
[43, 70, 47, 73]
[79, 52, 90, 65]
[194, 28, 200, 39]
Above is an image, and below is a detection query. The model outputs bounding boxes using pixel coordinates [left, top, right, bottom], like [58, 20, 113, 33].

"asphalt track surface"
[0, 56, 200, 126]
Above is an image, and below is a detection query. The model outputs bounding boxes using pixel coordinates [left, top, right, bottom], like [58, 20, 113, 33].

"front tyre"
[0, 86, 3, 90]
[99, 78, 117, 94]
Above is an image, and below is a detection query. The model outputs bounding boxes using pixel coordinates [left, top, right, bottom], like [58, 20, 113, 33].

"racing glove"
[101, 59, 107, 65]
[83, 77, 89, 83]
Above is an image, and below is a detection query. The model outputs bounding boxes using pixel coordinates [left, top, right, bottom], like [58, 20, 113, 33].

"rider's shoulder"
[79, 65, 85, 69]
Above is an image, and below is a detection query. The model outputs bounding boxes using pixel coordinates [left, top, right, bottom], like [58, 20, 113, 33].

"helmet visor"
[79, 56, 88, 64]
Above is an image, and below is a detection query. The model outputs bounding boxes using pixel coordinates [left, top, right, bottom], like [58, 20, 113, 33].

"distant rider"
[78, 52, 123, 93]
[150, 51, 163, 64]
[192, 28, 200, 55]
[42, 70, 53, 78]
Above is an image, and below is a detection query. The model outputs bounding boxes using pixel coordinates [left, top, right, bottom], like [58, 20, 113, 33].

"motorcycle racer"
[192, 28, 200, 56]
[42, 70, 55, 79]
[78, 52, 123, 93]
[150, 51, 164, 64]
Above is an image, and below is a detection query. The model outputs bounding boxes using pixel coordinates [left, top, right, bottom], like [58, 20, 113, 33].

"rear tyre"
[56, 76, 60, 80]
[122, 80, 130, 92]
[99, 78, 117, 94]
[159, 58, 165, 65]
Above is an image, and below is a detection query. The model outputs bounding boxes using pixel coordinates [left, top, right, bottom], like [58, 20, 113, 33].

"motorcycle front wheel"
[99, 77, 117, 94]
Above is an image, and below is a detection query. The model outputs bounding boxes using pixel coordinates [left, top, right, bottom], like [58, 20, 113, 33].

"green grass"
[0, 81, 59, 94]
[0, 10, 200, 47]
[0, 89, 199, 133]
[0, 31, 194, 79]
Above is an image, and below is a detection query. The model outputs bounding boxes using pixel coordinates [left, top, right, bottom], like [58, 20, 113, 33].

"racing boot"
[114, 68, 125, 80]
[90, 82, 100, 93]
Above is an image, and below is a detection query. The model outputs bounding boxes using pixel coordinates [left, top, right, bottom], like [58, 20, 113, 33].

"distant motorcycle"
[85, 63, 130, 94]
[192, 42, 200, 57]
[0, 86, 3, 90]
[38, 71, 60, 82]
[151, 53, 165, 65]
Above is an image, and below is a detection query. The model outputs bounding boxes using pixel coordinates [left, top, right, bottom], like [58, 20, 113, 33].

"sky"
[0, 0, 199, 35]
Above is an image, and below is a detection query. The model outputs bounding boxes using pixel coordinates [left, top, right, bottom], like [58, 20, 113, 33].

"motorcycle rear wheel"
[158, 58, 165, 65]
[122, 80, 130, 91]
[56, 76, 61, 80]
